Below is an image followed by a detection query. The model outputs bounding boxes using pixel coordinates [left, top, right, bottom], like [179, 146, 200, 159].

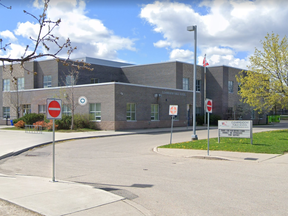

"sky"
[0, 0, 288, 69]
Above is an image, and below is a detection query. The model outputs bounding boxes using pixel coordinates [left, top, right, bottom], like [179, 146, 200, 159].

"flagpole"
[204, 64, 207, 125]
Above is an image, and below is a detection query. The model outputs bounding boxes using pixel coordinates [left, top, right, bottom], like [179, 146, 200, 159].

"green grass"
[160, 130, 288, 154]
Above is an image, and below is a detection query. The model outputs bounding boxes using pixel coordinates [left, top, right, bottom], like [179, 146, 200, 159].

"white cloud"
[140, 0, 288, 68]
[0, 43, 34, 60]
[10, 0, 136, 61]
[169, 49, 193, 62]
[0, 30, 17, 42]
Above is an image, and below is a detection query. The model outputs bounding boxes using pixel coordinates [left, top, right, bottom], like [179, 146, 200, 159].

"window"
[89, 103, 101, 121]
[44, 75, 52, 88]
[238, 82, 241, 92]
[18, 78, 24, 90]
[126, 103, 136, 121]
[228, 81, 234, 93]
[183, 78, 189, 90]
[3, 107, 10, 118]
[38, 105, 46, 114]
[22, 104, 31, 116]
[151, 104, 159, 121]
[196, 107, 202, 116]
[91, 78, 99, 84]
[3, 79, 10, 91]
[66, 75, 74, 86]
[251, 110, 255, 119]
[196, 80, 201, 91]
[62, 105, 71, 116]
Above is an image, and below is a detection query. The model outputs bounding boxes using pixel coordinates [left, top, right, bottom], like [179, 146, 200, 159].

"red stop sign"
[48, 100, 61, 118]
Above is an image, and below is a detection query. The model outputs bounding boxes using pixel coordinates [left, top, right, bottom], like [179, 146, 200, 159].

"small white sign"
[78, 96, 87, 106]
[169, 105, 178, 116]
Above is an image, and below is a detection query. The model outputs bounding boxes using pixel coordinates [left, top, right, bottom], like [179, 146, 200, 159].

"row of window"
[2, 78, 24, 91]
[182, 78, 201, 91]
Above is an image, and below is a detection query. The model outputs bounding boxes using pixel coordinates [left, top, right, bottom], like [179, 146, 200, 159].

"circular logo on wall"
[78, 96, 88, 106]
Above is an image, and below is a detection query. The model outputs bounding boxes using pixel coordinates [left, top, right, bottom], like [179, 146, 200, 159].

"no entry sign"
[47, 99, 62, 119]
[206, 99, 212, 113]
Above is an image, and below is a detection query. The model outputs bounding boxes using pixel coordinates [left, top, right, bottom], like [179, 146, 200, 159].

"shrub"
[210, 114, 221, 125]
[55, 115, 72, 129]
[33, 120, 58, 131]
[196, 115, 204, 125]
[14, 120, 25, 128]
[73, 114, 90, 129]
[13, 113, 44, 125]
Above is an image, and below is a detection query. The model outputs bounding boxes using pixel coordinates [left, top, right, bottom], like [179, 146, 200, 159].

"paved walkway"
[0, 124, 287, 215]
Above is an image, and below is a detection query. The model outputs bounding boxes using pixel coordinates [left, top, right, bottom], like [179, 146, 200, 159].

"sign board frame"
[218, 120, 253, 144]
[47, 98, 62, 120]
[169, 105, 178, 116]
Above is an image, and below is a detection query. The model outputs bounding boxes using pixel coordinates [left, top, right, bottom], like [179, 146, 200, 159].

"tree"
[236, 33, 288, 113]
[0, 0, 75, 72]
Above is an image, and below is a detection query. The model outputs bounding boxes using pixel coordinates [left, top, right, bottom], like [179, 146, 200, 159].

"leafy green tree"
[237, 33, 288, 113]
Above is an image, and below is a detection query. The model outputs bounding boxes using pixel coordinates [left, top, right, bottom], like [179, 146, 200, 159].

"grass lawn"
[160, 130, 288, 154]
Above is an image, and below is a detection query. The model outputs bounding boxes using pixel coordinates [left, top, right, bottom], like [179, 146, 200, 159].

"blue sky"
[1, 0, 288, 69]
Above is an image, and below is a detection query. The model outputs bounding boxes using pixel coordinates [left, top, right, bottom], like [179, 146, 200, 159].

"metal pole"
[204, 66, 207, 125]
[207, 112, 210, 156]
[192, 25, 198, 140]
[52, 119, 56, 182]
[170, 116, 174, 144]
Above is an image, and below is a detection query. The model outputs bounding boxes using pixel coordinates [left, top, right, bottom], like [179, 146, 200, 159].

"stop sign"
[206, 99, 212, 113]
[47, 99, 62, 119]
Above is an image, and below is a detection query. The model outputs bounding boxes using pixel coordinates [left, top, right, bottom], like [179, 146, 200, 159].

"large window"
[127, 103, 136, 121]
[44, 75, 52, 88]
[18, 77, 24, 90]
[196, 107, 202, 116]
[183, 78, 189, 90]
[228, 81, 234, 93]
[38, 105, 46, 114]
[91, 78, 99, 84]
[3, 79, 10, 91]
[3, 107, 10, 118]
[89, 103, 101, 121]
[62, 105, 71, 116]
[151, 104, 159, 121]
[66, 75, 74, 86]
[196, 80, 201, 91]
[22, 104, 31, 116]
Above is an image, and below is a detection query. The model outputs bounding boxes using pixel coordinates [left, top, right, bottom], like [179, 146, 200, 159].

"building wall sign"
[162, 91, 186, 96]
[218, 120, 253, 144]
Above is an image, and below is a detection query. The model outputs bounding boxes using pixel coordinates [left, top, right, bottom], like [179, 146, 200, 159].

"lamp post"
[187, 25, 198, 140]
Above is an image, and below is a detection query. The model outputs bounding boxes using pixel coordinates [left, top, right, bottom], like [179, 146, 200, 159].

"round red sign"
[48, 101, 61, 118]
[207, 100, 212, 112]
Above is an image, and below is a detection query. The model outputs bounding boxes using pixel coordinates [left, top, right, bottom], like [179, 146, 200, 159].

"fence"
[25, 125, 42, 134]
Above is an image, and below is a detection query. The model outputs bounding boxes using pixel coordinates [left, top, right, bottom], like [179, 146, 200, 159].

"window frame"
[196, 80, 201, 91]
[91, 78, 99, 84]
[126, 103, 136, 121]
[44, 75, 52, 88]
[18, 77, 24, 90]
[89, 103, 101, 121]
[66, 75, 75, 86]
[62, 105, 72, 116]
[151, 104, 159, 121]
[228, 81, 234, 93]
[3, 79, 10, 92]
[22, 104, 31, 116]
[38, 104, 46, 114]
[3, 107, 10, 119]
[183, 78, 189, 90]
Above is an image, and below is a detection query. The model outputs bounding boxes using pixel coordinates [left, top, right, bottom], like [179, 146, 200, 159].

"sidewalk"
[0, 124, 287, 215]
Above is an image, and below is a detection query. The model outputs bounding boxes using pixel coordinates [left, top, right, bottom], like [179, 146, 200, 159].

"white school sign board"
[218, 120, 253, 144]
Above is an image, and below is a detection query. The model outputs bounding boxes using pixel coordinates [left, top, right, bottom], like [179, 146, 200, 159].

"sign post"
[205, 99, 212, 156]
[47, 98, 62, 182]
[169, 105, 178, 144]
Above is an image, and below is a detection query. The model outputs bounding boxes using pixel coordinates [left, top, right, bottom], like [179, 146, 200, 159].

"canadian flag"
[203, 54, 209, 67]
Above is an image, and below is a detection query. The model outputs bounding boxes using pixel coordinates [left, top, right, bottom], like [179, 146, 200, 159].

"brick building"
[0, 57, 265, 130]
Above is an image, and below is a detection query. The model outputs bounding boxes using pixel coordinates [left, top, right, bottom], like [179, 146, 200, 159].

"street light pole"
[187, 25, 198, 140]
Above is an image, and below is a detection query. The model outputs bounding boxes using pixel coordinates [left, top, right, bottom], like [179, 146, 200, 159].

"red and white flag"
[203, 54, 209, 67]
